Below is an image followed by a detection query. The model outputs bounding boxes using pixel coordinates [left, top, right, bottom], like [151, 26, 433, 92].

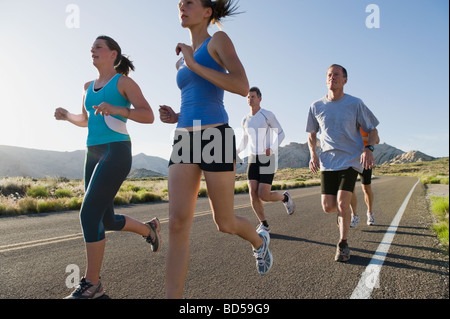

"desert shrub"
[17, 198, 38, 213]
[55, 188, 74, 198]
[27, 186, 50, 198]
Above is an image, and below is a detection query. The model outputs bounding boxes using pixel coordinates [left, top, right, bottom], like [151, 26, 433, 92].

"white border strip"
[350, 178, 421, 299]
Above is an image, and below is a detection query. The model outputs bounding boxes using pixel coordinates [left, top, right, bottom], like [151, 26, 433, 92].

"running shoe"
[257, 223, 271, 234]
[367, 213, 375, 226]
[350, 215, 360, 228]
[144, 217, 161, 252]
[64, 277, 104, 299]
[282, 191, 295, 215]
[253, 229, 273, 275]
[334, 241, 350, 262]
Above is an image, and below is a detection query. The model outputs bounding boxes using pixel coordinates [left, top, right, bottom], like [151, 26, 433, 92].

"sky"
[0, 0, 448, 160]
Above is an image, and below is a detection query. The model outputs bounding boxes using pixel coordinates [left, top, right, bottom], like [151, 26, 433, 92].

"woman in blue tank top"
[54, 36, 161, 299]
[160, 0, 273, 299]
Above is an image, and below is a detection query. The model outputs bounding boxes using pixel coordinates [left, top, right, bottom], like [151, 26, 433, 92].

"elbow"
[235, 77, 249, 97]
[146, 114, 155, 124]
[237, 82, 250, 97]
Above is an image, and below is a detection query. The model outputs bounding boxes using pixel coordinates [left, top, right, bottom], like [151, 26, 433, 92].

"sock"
[339, 239, 348, 248]
[261, 220, 269, 227]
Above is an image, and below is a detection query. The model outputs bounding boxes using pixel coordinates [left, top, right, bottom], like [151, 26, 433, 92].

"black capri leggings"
[80, 141, 131, 243]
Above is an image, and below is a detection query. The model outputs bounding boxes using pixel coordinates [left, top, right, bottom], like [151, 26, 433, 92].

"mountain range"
[0, 143, 436, 179]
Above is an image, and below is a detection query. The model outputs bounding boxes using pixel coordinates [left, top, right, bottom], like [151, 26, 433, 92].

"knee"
[102, 214, 125, 231]
[214, 218, 236, 235]
[258, 189, 271, 202]
[168, 212, 192, 234]
[249, 188, 259, 202]
[322, 202, 336, 214]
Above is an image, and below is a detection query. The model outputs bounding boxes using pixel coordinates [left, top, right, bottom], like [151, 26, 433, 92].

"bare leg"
[205, 170, 263, 250]
[84, 240, 105, 285]
[248, 180, 265, 223]
[165, 164, 202, 299]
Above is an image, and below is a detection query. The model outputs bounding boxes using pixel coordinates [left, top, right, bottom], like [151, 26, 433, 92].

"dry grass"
[1, 158, 448, 216]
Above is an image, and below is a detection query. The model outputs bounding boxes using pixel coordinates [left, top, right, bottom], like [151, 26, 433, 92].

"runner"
[55, 35, 160, 299]
[350, 128, 380, 227]
[237, 87, 295, 233]
[306, 64, 380, 262]
[159, 0, 272, 299]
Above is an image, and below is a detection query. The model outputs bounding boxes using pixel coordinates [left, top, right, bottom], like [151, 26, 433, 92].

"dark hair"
[96, 35, 135, 76]
[249, 86, 262, 98]
[328, 64, 348, 79]
[201, 0, 241, 26]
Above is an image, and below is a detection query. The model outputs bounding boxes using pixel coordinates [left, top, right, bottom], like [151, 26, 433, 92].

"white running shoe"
[257, 223, 271, 234]
[253, 230, 273, 275]
[350, 215, 360, 228]
[282, 191, 295, 215]
[367, 213, 375, 226]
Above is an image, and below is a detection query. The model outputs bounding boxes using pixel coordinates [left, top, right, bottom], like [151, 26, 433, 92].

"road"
[0, 176, 448, 301]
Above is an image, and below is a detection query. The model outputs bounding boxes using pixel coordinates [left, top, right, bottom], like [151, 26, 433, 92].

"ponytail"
[96, 35, 135, 76]
[115, 55, 135, 77]
[203, 0, 241, 26]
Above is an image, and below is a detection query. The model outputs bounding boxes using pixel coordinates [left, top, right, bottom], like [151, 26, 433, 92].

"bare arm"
[94, 76, 154, 124]
[177, 31, 249, 97]
[54, 82, 90, 127]
[308, 132, 320, 174]
[360, 128, 379, 170]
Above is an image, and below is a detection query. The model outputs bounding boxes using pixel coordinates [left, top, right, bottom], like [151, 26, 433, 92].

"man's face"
[247, 91, 261, 107]
[326, 66, 347, 90]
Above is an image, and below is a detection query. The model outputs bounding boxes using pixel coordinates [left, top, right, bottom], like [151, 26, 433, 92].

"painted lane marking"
[350, 179, 421, 299]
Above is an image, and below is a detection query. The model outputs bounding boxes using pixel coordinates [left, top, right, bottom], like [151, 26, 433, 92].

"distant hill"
[236, 142, 433, 174]
[0, 143, 436, 179]
[0, 145, 169, 179]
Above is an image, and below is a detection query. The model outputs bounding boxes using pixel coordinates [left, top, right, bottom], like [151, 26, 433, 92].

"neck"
[327, 89, 345, 101]
[250, 105, 261, 115]
[189, 26, 210, 51]
[96, 67, 118, 83]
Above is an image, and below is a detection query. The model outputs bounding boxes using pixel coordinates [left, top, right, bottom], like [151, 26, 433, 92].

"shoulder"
[311, 97, 327, 108]
[211, 31, 232, 43]
[209, 31, 234, 50]
[118, 75, 140, 90]
[84, 81, 93, 91]
[344, 94, 364, 105]
[260, 108, 276, 119]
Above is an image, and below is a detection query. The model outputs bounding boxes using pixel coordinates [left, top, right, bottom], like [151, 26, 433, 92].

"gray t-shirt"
[306, 94, 379, 173]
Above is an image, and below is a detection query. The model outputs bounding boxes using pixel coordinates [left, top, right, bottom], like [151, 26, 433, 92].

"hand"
[361, 149, 375, 170]
[54, 107, 69, 121]
[309, 154, 320, 174]
[93, 102, 116, 116]
[176, 43, 197, 70]
[159, 105, 178, 124]
[265, 148, 273, 156]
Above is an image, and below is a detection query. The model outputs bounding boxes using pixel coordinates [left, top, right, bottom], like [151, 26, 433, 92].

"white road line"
[350, 178, 421, 299]
[0, 190, 320, 254]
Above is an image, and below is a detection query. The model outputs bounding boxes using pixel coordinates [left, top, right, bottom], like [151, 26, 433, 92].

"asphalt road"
[0, 176, 448, 302]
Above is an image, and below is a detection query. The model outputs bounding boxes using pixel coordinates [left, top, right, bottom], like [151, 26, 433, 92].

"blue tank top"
[85, 74, 131, 146]
[176, 37, 228, 128]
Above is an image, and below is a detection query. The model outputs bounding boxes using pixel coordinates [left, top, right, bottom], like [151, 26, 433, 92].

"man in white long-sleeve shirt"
[237, 87, 295, 233]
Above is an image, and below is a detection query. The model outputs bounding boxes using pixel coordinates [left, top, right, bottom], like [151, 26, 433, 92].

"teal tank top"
[85, 74, 131, 146]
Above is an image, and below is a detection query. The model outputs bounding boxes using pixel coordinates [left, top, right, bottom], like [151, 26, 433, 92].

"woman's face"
[91, 39, 116, 67]
[178, 0, 211, 28]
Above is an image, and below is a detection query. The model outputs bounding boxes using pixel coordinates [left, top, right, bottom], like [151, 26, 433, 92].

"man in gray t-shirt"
[306, 64, 379, 262]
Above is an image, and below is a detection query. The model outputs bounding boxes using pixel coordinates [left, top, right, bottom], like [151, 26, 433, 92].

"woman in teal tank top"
[55, 36, 160, 299]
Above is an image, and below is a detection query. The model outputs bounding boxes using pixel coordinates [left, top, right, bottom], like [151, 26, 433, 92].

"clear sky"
[0, 0, 448, 160]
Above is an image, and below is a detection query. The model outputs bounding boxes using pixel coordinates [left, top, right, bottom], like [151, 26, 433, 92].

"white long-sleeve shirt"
[237, 108, 285, 156]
